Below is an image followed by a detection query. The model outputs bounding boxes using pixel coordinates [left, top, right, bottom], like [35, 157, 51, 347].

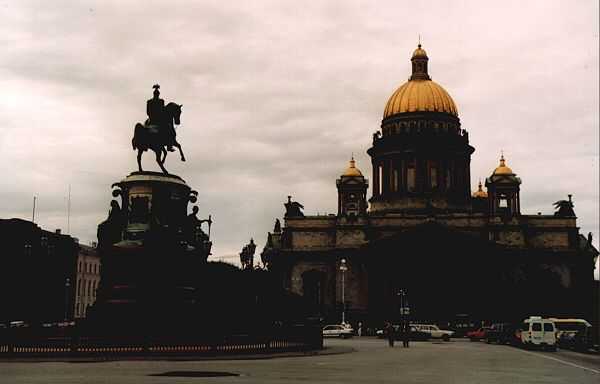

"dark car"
[376, 325, 430, 341]
[486, 323, 517, 345]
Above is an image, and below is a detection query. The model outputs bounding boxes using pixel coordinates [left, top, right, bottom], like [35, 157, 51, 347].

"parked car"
[466, 327, 490, 341]
[413, 324, 454, 341]
[485, 323, 517, 345]
[323, 324, 354, 338]
[519, 316, 556, 351]
[407, 325, 431, 341]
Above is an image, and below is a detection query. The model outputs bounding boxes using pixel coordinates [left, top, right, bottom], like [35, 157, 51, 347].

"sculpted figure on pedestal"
[97, 199, 125, 248]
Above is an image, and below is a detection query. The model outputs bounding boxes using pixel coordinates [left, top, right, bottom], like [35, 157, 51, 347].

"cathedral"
[261, 44, 598, 326]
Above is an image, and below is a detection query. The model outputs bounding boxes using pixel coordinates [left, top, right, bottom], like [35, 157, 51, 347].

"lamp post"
[397, 289, 407, 324]
[64, 278, 71, 322]
[339, 258, 348, 325]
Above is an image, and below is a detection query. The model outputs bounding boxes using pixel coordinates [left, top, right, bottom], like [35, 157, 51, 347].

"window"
[407, 161, 416, 192]
[499, 195, 508, 208]
[543, 323, 554, 332]
[430, 163, 438, 188]
[378, 165, 383, 195]
[532, 323, 542, 332]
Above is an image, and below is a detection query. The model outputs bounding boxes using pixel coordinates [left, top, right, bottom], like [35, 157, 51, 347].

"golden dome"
[472, 180, 488, 198]
[493, 154, 513, 175]
[342, 157, 363, 177]
[383, 44, 458, 119]
[384, 80, 458, 118]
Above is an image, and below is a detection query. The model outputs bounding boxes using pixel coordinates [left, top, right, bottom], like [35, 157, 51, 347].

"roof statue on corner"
[284, 195, 304, 218]
[132, 84, 186, 174]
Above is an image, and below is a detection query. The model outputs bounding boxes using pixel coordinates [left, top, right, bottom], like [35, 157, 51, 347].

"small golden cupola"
[342, 156, 363, 177]
[493, 154, 514, 175]
[337, 156, 368, 217]
[472, 180, 488, 198]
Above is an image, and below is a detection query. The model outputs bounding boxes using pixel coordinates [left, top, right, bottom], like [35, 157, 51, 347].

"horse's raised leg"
[156, 149, 168, 174]
[137, 150, 143, 172]
[174, 142, 186, 162]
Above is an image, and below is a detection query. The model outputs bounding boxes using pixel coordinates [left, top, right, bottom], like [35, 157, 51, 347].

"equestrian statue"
[132, 84, 186, 174]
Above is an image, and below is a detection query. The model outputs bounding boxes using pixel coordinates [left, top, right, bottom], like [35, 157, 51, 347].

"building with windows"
[75, 243, 101, 319]
[261, 45, 599, 326]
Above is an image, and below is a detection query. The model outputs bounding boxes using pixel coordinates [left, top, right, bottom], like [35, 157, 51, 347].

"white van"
[520, 316, 556, 351]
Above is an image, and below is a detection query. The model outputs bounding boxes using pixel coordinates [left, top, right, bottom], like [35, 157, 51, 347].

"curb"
[0, 346, 355, 363]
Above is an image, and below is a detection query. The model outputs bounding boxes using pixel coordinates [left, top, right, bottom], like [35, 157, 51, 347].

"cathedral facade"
[261, 45, 598, 326]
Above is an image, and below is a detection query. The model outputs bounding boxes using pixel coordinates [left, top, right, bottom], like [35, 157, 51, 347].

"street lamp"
[64, 278, 71, 322]
[339, 258, 348, 325]
[397, 289, 407, 324]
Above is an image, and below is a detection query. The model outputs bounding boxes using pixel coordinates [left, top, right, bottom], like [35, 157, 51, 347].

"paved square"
[1, 338, 599, 383]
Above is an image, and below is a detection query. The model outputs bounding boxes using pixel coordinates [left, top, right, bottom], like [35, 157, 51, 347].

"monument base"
[90, 171, 210, 334]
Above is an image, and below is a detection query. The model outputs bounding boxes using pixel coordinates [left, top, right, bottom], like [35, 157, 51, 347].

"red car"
[466, 327, 490, 341]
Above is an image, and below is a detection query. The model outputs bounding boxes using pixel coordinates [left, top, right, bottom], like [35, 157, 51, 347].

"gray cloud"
[0, 0, 597, 276]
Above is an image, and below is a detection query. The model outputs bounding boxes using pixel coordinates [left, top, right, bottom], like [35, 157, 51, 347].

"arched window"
[407, 160, 416, 192]
[429, 161, 438, 189]
[391, 167, 399, 192]
[378, 164, 383, 195]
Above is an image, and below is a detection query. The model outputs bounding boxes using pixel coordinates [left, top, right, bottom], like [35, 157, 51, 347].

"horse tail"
[133, 123, 144, 150]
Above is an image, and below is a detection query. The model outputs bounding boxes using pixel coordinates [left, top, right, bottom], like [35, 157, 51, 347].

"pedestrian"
[357, 321, 363, 337]
[402, 322, 410, 348]
[384, 321, 394, 347]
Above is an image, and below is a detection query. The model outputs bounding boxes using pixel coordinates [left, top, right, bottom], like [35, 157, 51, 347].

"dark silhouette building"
[0, 219, 79, 323]
[261, 44, 599, 326]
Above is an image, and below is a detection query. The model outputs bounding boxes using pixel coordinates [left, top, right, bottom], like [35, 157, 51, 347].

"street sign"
[400, 307, 410, 315]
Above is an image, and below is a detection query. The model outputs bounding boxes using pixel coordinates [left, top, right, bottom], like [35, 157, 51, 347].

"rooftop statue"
[553, 194, 576, 217]
[132, 84, 186, 174]
[240, 238, 257, 270]
[284, 195, 304, 218]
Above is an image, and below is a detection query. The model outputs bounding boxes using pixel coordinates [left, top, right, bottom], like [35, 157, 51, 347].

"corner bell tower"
[368, 44, 474, 213]
[337, 157, 368, 216]
[485, 154, 521, 216]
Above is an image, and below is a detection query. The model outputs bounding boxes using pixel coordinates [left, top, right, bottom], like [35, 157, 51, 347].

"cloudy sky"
[1, 0, 598, 276]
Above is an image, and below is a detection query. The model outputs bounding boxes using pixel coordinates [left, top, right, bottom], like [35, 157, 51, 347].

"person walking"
[402, 321, 410, 348]
[357, 321, 363, 337]
[384, 321, 395, 347]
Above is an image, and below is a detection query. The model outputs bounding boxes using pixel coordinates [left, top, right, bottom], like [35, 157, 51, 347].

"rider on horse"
[146, 84, 175, 152]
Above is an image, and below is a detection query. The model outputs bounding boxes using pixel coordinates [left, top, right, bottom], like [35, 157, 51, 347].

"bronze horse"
[132, 102, 186, 174]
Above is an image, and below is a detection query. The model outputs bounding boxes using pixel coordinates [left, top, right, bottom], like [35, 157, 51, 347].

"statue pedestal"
[90, 171, 210, 334]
